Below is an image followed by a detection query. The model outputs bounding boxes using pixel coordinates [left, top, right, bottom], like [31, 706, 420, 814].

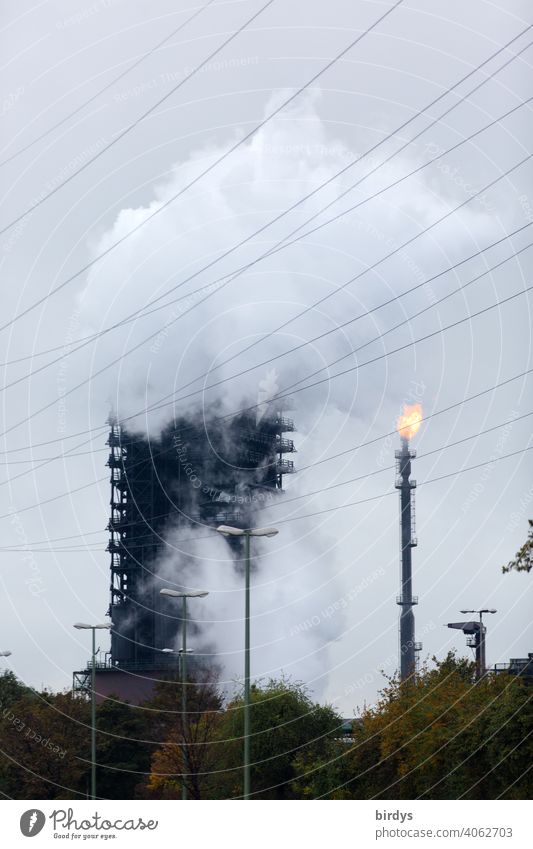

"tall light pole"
[460, 609, 497, 677]
[160, 588, 208, 800]
[216, 525, 279, 800]
[73, 622, 112, 800]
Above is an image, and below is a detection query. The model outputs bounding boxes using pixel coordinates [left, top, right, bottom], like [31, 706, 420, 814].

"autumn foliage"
[0, 653, 530, 800]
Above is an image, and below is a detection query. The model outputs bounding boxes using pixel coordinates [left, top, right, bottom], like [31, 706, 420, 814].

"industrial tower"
[106, 410, 296, 670]
[74, 409, 296, 701]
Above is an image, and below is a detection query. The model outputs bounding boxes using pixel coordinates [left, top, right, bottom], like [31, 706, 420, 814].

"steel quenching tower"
[395, 436, 422, 681]
[105, 411, 296, 670]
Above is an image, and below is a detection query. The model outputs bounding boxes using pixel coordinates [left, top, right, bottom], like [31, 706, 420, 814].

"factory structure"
[73, 408, 296, 701]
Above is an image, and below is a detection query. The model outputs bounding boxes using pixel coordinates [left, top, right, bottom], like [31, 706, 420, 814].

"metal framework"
[104, 410, 296, 671]
[494, 653, 533, 680]
[395, 437, 421, 681]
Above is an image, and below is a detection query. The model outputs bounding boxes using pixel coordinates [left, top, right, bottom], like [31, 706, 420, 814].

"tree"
[0, 688, 90, 799]
[0, 670, 32, 710]
[208, 677, 342, 800]
[144, 664, 223, 800]
[95, 697, 154, 799]
[503, 519, 532, 573]
[2, 659, 530, 800]
[291, 739, 353, 799]
[145, 675, 342, 799]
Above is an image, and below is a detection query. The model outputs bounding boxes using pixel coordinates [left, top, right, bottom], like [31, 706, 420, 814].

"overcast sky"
[0, 0, 531, 715]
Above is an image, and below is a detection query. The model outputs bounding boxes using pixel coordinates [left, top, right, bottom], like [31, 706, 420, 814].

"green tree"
[0, 688, 90, 799]
[291, 738, 353, 799]
[95, 697, 154, 799]
[0, 670, 33, 711]
[209, 678, 342, 799]
[291, 653, 532, 800]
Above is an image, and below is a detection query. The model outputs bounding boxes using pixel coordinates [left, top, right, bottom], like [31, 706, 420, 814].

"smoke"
[155, 503, 345, 696]
[75, 91, 495, 437]
[72, 91, 496, 703]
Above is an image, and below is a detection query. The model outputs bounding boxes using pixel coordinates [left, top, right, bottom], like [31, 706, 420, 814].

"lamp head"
[216, 525, 279, 538]
[74, 622, 112, 630]
[216, 525, 244, 537]
[250, 527, 279, 538]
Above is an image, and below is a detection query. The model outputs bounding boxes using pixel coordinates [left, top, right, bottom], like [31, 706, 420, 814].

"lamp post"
[460, 609, 497, 677]
[160, 589, 208, 800]
[216, 525, 279, 800]
[73, 622, 112, 800]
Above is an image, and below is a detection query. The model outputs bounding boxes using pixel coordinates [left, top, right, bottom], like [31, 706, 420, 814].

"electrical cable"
[1, 438, 530, 548]
[3, 152, 529, 442]
[2, 84, 531, 381]
[0, 0, 278, 236]
[0, 371, 530, 528]
[0, 4, 524, 340]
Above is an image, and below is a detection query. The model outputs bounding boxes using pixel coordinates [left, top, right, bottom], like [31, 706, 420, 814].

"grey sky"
[0, 0, 531, 714]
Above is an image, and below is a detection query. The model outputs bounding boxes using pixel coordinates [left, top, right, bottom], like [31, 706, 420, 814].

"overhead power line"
[0, 252, 531, 464]
[297, 370, 533, 473]
[110, 32, 533, 345]
[0, 0, 278, 236]
[149, 151, 532, 414]
[2, 81, 531, 376]
[265, 444, 533, 527]
[1, 223, 530, 469]
[2, 410, 530, 550]
[82, 29, 533, 365]
[0, 0, 403, 242]
[1, 441, 531, 550]
[0, 5, 524, 337]
[149, 241, 533, 411]
[0, 367, 530, 525]
[268, 412, 533, 512]
[2, 150, 529, 444]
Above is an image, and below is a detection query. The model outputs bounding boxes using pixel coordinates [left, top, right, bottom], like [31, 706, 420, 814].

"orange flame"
[397, 403, 423, 440]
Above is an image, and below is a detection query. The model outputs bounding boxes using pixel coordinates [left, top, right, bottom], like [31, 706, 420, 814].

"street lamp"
[161, 647, 193, 654]
[460, 609, 497, 677]
[216, 525, 279, 800]
[160, 646, 193, 672]
[159, 589, 208, 800]
[73, 621, 112, 800]
[160, 647, 193, 684]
